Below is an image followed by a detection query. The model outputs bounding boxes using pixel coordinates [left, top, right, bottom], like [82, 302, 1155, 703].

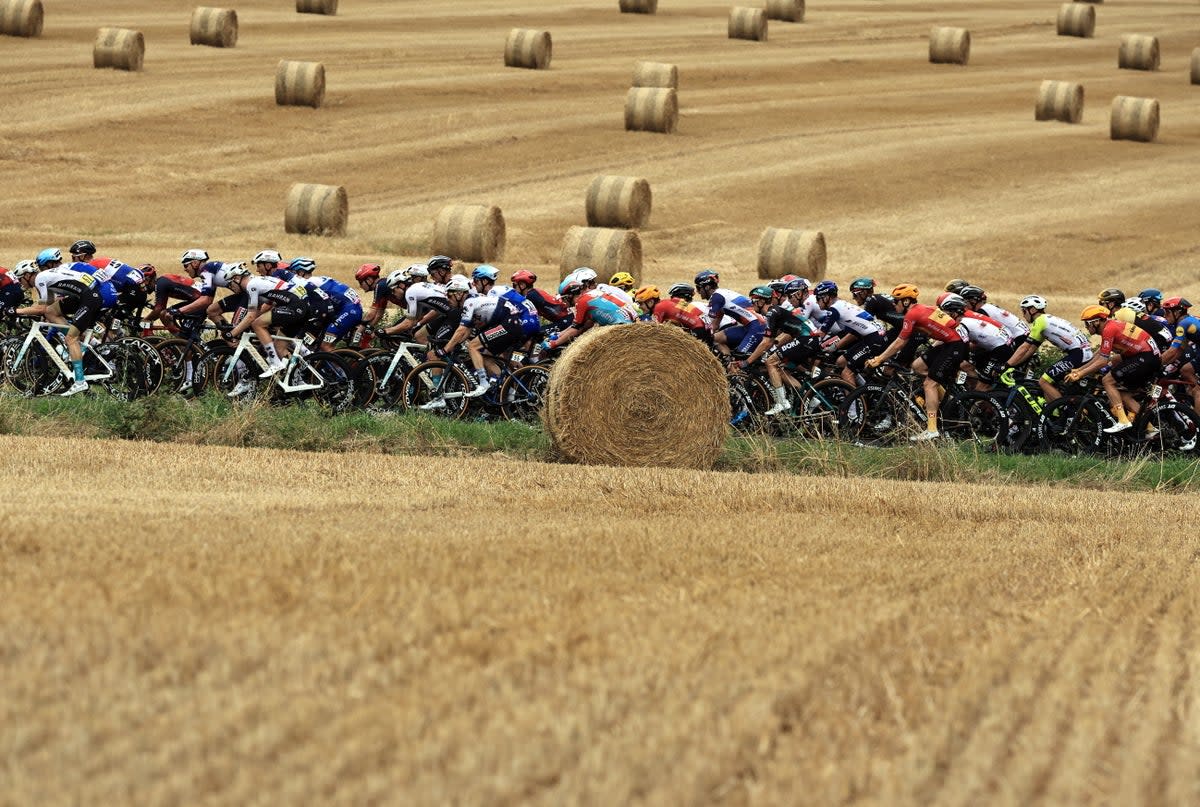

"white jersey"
[800, 294, 822, 321]
[981, 302, 1030, 339]
[820, 299, 885, 338]
[1029, 312, 1091, 354]
[405, 281, 449, 318]
[460, 294, 517, 328]
[598, 283, 636, 309]
[243, 276, 291, 309]
[961, 313, 1012, 351]
[33, 268, 90, 302]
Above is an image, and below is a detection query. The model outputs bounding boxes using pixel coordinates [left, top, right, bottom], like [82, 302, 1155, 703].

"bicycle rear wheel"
[1133, 401, 1200, 455]
[1042, 395, 1111, 456]
[791, 378, 855, 438]
[499, 365, 550, 422]
[294, 352, 356, 413]
[13, 342, 67, 396]
[95, 343, 147, 401]
[116, 336, 164, 396]
[402, 360, 471, 419]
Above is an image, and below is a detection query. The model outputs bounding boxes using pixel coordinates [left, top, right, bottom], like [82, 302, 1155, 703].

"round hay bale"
[586, 176, 652, 229]
[729, 7, 767, 42]
[1110, 95, 1159, 143]
[765, 0, 805, 23]
[624, 87, 678, 134]
[756, 227, 826, 280]
[1118, 34, 1159, 71]
[619, 0, 658, 13]
[296, 0, 337, 14]
[275, 60, 325, 108]
[432, 204, 506, 263]
[929, 26, 970, 65]
[94, 28, 144, 72]
[1075, 0, 1102, 4]
[544, 323, 728, 470]
[1056, 3, 1094, 38]
[284, 183, 348, 236]
[190, 7, 237, 48]
[1035, 80, 1084, 123]
[559, 226, 642, 281]
[632, 61, 677, 89]
[504, 28, 551, 70]
[0, 0, 43, 38]
[1192, 47, 1200, 85]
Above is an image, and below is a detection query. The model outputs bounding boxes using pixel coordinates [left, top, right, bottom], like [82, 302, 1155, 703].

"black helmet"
[1098, 288, 1125, 305]
[694, 269, 719, 288]
[959, 285, 986, 303]
[427, 255, 453, 274]
[939, 293, 967, 316]
[69, 239, 97, 257]
[668, 282, 694, 302]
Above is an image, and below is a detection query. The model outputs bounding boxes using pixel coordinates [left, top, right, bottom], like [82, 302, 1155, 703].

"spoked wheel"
[785, 378, 855, 438]
[838, 385, 916, 445]
[115, 336, 164, 397]
[499, 364, 550, 422]
[1133, 401, 1200, 456]
[402, 360, 471, 419]
[94, 343, 147, 401]
[293, 352, 356, 413]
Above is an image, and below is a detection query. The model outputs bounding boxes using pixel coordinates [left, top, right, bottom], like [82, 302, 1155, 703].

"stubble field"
[4, 1, 1200, 803]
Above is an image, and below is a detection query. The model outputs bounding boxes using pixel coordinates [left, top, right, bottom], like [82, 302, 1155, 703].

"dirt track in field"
[2, 0, 1199, 312]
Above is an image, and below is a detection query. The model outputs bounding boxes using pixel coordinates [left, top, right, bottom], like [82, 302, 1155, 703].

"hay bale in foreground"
[1192, 47, 1200, 85]
[586, 176, 652, 229]
[0, 0, 43, 38]
[632, 61, 677, 89]
[94, 28, 144, 71]
[729, 7, 767, 41]
[624, 87, 678, 133]
[619, 0, 658, 13]
[296, 0, 337, 14]
[756, 227, 826, 280]
[1036, 80, 1084, 123]
[190, 7, 237, 48]
[766, 0, 805, 23]
[929, 26, 970, 65]
[284, 183, 348, 236]
[505, 28, 551, 69]
[559, 226, 641, 280]
[1118, 34, 1159, 71]
[1056, 3, 1094, 38]
[432, 204, 506, 263]
[545, 323, 729, 469]
[275, 60, 325, 108]
[1110, 96, 1159, 143]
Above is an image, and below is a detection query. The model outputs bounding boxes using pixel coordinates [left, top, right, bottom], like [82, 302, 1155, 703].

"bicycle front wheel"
[402, 360, 471, 419]
[295, 352, 356, 414]
[499, 365, 550, 422]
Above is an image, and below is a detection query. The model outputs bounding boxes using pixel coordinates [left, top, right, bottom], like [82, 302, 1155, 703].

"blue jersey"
[92, 260, 144, 291]
[70, 262, 118, 307]
[496, 286, 541, 335]
[1170, 315, 1200, 354]
[706, 288, 758, 327]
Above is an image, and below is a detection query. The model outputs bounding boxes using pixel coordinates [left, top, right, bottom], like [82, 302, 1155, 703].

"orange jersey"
[652, 298, 706, 330]
[1098, 319, 1158, 358]
[898, 304, 963, 342]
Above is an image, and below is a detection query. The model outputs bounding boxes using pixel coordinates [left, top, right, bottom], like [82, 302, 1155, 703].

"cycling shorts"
[1042, 347, 1088, 384]
[1111, 352, 1162, 389]
[477, 319, 524, 355]
[844, 333, 885, 370]
[972, 343, 1016, 384]
[219, 290, 248, 314]
[924, 341, 969, 386]
[270, 303, 311, 338]
[324, 304, 363, 341]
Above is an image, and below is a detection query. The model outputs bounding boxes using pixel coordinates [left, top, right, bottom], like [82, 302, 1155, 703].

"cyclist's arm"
[175, 293, 213, 317]
[868, 335, 908, 367]
[1007, 339, 1039, 368]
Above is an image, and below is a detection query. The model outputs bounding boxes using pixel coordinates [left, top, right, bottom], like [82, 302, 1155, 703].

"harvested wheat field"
[2, 434, 1199, 804]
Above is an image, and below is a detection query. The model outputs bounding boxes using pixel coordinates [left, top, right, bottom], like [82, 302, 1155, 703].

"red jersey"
[1098, 319, 1158, 358]
[652, 298, 706, 330]
[897, 304, 963, 342]
[0, 268, 13, 287]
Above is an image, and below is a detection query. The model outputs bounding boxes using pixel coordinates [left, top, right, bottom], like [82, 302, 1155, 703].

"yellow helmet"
[610, 271, 636, 290]
[633, 285, 660, 304]
[1080, 304, 1110, 322]
[891, 284, 920, 301]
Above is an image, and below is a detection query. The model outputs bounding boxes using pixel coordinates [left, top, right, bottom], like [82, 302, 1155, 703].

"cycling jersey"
[523, 287, 569, 325]
[91, 260, 144, 291]
[1027, 312, 1090, 352]
[651, 298, 707, 331]
[1115, 307, 1173, 349]
[819, 300, 885, 338]
[1098, 319, 1159, 358]
[862, 294, 904, 329]
[705, 288, 758, 329]
[491, 284, 541, 335]
[980, 303, 1030, 340]
[461, 294, 520, 330]
[569, 289, 636, 328]
[0, 269, 20, 308]
[68, 262, 118, 307]
[401, 282, 448, 320]
[897, 304, 964, 343]
[763, 305, 821, 340]
[1170, 315, 1200, 354]
[961, 311, 1011, 351]
[371, 278, 405, 310]
[243, 276, 291, 309]
[193, 261, 232, 297]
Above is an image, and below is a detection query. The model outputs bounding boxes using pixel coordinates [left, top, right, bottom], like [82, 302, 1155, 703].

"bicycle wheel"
[364, 352, 406, 410]
[1043, 395, 1112, 456]
[207, 344, 261, 400]
[838, 384, 913, 445]
[791, 377, 855, 438]
[95, 343, 147, 401]
[1134, 401, 1200, 455]
[942, 391, 1006, 446]
[499, 364, 550, 422]
[116, 336, 164, 396]
[294, 352, 356, 413]
[728, 375, 769, 432]
[13, 341, 67, 396]
[402, 360, 471, 419]
[154, 338, 200, 394]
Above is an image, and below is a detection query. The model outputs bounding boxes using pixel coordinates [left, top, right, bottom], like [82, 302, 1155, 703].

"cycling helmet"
[813, 280, 838, 297]
[1138, 288, 1164, 305]
[633, 285, 660, 304]
[891, 284, 919, 301]
[36, 248, 63, 268]
[939, 293, 967, 316]
[427, 255, 453, 274]
[12, 260, 38, 278]
[850, 277, 875, 292]
[445, 275, 471, 293]
[385, 268, 411, 288]
[668, 282, 694, 301]
[289, 256, 316, 275]
[511, 270, 537, 285]
[784, 278, 808, 296]
[945, 279, 969, 294]
[180, 249, 208, 265]
[1121, 298, 1147, 314]
[749, 285, 774, 301]
[1080, 304, 1110, 321]
[610, 271, 636, 290]
[139, 264, 157, 283]
[472, 265, 499, 282]
[694, 269, 719, 287]
[1019, 295, 1047, 311]
[573, 267, 598, 285]
[767, 279, 788, 295]
[253, 249, 282, 265]
[226, 265, 252, 282]
[1097, 288, 1125, 305]
[559, 278, 584, 297]
[935, 291, 953, 306]
[1163, 296, 1192, 311]
[355, 263, 381, 282]
[69, 240, 96, 257]
[959, 285, 986, 303]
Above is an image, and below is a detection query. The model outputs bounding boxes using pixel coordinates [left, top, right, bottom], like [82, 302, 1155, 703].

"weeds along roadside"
[1, 392, 1197, 493]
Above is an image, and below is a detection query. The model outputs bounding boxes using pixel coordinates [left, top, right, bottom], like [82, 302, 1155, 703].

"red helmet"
[511, 270, 537, 285]
[355, 263, 381, 282]
[139, 264, 157, 284]
[1163, 296, 1192, 311]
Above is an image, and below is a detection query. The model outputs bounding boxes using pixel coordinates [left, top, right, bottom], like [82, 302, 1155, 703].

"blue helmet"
[694, 269, 719, 287]
[784, 278, 808, 295]
[472, 265, 499, 282]
[1138, 288, 1163, 305]
[559, 278, 583, 297]
[813, 280, 838, 297]
[36, 248, 63, 268]
[289, 256, 316, 275]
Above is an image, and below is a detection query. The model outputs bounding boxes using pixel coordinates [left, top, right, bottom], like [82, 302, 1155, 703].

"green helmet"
[850, 277, 875, 292]
[749, 285, 774, 300]
[945, 278, 970, 294]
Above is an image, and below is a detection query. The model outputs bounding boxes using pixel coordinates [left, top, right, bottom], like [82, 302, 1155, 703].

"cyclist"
[546, 278, 635, 351]
[251, 249, 294, 280]
[742, 285, 825, 415]
[290, 258, 364, 351]
[570, 267, 637, 310]
[1159, 297, 1200, 413]
[475, 265, 541, 341]
[693, 270, 765, 358]
[510, 270, 570, 331]
[359, 264, 412, 329]
[1065, 305, 1163, 433]
[426, 255, 454, 287]
[634, 284, 708, 341]
[439, 270, 528, 397]
[379, 264, 453, 345]
[866, 290, 970, 441]
[1098, 287, 1172, 350]
[945, 279, 970, 294]
[609, 272, 637, 294]
[958, 285, 1030, 348]
[958, 306, 1013, 389]
[1139, 288, 1166, 320]
[812, 280, 886, 385]
[88, 259, 147, 328]
[1001, 295, 1092, 402]
[0, 260, 29, 314]
[226, 268, 323, 379]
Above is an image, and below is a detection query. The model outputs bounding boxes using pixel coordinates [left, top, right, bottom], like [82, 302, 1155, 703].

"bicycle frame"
[376, 340, 428, 389]
[222, 332, 325, 392]
[10, 321, 114, 382]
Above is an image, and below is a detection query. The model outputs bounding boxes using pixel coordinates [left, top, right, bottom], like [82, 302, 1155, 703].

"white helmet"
[12, 259, 38, 279]
[216, 263, 247, 286]
[1019, 295, 1047, 311]
[180, 249, 208, 265]
[1121, 298, 1147, 314]
[253, 250, 281, 265]
[445, 275, 471, 293]
[406, 263, 430, 281]
[574, 267, 597, 284]
[385, 268, 411, 288]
